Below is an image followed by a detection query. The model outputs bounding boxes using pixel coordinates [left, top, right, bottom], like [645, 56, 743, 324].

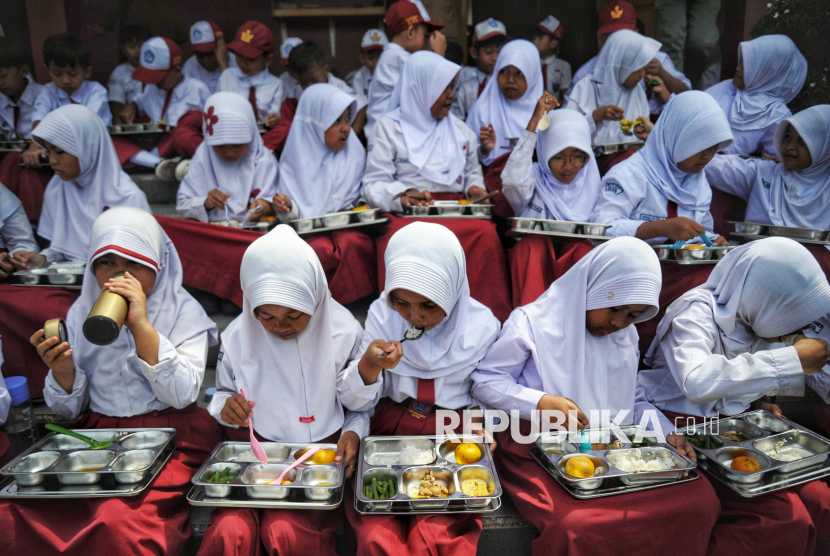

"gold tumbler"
[82, 272, 128, 345]
[43, 318, 67, 344]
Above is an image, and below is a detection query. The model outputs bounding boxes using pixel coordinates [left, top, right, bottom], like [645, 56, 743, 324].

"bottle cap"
[5, 376, 30, 405]
[205, 387, 217, 402]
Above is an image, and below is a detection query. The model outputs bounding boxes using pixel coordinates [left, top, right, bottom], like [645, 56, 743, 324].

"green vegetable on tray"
[687, 434, 716, 450]
[364, 477, 396, 499]
[204, 466, 238, 484]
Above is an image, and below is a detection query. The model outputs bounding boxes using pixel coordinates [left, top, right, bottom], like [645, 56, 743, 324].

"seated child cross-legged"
[0, 183, 39, 280]
[471, 236, 720, 556]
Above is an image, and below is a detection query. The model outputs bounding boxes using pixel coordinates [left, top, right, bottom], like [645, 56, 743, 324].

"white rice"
[368, 445, 434, 466]
[609, 451, 677, 473]
[237, 449, 277, 463]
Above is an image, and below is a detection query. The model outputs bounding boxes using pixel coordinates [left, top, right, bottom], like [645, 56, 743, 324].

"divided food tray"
[510, 217, 611, 241]
[108, 123, 171, 135]
[188, 441, 344, 510]
[14, 261, 86, 285]
[401, 202, 492, 219]
[291, 209, 388, 234]
[653, 244, 735, 264]
[592, 141, 645, 156]
[0, 141, 28, 152]
[730, 221, 830, 244]
[353, 435, 502, 514]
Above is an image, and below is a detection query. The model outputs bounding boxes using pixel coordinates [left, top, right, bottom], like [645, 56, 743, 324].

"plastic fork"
[699, 233, 715, 247]
[239, 388, 268, 464]
[223, 204, 232, 226]
[274, 446, 320, 486]
[671, 240, 685, 248]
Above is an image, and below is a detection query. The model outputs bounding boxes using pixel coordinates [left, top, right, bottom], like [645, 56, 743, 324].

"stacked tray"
[533, 426, 698, 499]
[653, 244, 736, 264]
[0, 141, 28, 152]
[401, 201, 491, 219]
[211, 220, 277, 232]
[14, 261, 86, 286]
[291, 208, 388, 235]
[592, 141, 645, 157]
[509, 217, 611, 241]
[0, 428, 176, 498]
[730, 221, 830, 245]
[187, 441, 344, 510]
[108, 123, 171, 135]
[354, 436, 502, 515]
[681, 410, 830, 497]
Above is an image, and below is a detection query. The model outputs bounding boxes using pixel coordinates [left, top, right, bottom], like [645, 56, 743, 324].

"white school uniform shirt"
[365, 42, 410, 137]
[107, 62, 143, 105]
[0, 348, 9, 424]
[802, 318, 830, 404]
[182, 53, 237, 94]
[133, 77, 210, 126]
[459, 66, 486, 85]
[351, 65, 372, 107]
[32, 81, 112, 126]
[639, 238, 830, 418]
[44, 207, 218, 419]
[450, 74, 487, 121]
[280, 71, 302, 100]
[541, 54, 572, 99]
[0, 183, 38, 255]
[0, 78, 43, 140]
[217, 67, 287, 124]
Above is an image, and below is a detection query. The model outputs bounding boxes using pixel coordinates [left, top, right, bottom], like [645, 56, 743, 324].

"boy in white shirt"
[531, 15, 571, 103]
[278, 37, 303, 99]
[107, 24, 149, 119]
[349, 29, 387, 108]
[451, 18, 509, 120]
[182, 21, 236, 94]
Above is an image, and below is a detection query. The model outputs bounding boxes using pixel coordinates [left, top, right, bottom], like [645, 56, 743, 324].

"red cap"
[597, 1, 637, 35]
[385, 1, 444, 37]
[191, 22, 224, 53]
[227, 21, 274, 59]
[132, 37, 182, 85]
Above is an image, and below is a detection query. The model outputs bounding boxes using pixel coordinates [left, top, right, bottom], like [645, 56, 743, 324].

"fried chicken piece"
[417, 470, 448, 497]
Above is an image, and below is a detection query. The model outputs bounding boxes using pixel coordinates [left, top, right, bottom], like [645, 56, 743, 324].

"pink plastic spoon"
[275, 446, 320, 486]
[239, 388, 268, 464]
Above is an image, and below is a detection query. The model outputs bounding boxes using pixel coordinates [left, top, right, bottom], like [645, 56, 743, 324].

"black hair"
[43, 33, 91, 69]
[635, 19, 646, 35]
[118, 24, 151, 46]
[288, 40, 326, 75]
[444, 40, 464, 66]
[474, 34, 510, 51]
[0, 38, 31, 69]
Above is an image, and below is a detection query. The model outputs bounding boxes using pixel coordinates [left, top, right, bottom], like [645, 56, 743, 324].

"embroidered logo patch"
[203, 106, 219, 135]
[611, 5, 624, 18]
[192, 29, 203, 41]
[217, 351, 224, 361]
[489, 19, 498, 27]
[531, 203, 543, 213]
[396, 157, 410, 163]
[299, 416, 315, 423]
[639, 213, 665, 222]
[241, 29, 254, 43]
[605, 182, 624, 195]
[810, 321, 825, 334]
[607, 292, 615, 300]
[144, 50, 155, 64]
[763, 179, 771, 189]
[371, 32, 381, 42]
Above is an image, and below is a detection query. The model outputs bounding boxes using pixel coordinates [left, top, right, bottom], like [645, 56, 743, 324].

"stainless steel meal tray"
[767, 225, 829, 241]
[592, 141, 645, 156]
[729, 221, 769, 236]
[509, 218, 613, 242]
[290, 209, 386, 234]
[653, 245, 735, 263]
[108, 123, 171, 135]
[401, 203, 492, 219]
[0, 141, 28, 152]
[14, 262, 86, 286]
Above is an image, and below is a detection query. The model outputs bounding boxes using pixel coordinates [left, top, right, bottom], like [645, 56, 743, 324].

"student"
[182, 21, 235, 94]
[278, 37, 303, 99]
[365, 0, 445, 136]
[0, 183, 39, 280]
[176, 92, 277, 223]
[705, 35, 807, 157]
[502, 104, 602, 306]
[197, 225, 368, 556]
[217, 21, 286, 127]
[470, 236, 719, 555]
[107, 24, 150, 118]
[0, 357, 9, 466]
[467, 39, 545, 166]
[639, 238, 830, 556]
[0, 206, 221, 554]
[339, 222, 500, 556]
[349, 29, 388, 109]
[451, 18, 509, 121]
[531, 15, 571, 103]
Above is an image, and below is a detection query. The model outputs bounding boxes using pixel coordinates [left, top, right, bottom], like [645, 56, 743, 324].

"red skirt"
[305, 230, 378, 304]
[496, 418, 719, 556]
[375, 214, 512, 323]
[481, 152, 517, 221]
[344, 398, 483, 556]
[509, 236, 594, 307]
[0, 284, 80, 397]
[708, 188, 748, 237]
[163, 110, 205, 159]
[0, 152, 51, 221]
[595, 148, 638, 177]
[0, 403, 220, 555]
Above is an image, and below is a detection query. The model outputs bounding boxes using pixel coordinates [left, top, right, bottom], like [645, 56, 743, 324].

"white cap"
[280, 37, 303, 60]
[190, 21, 215, 46]
[538, 15, 562, 36]
[361, 29, 389, 50]
[473, 18, 508, 43]
[133, 37, 182, 85]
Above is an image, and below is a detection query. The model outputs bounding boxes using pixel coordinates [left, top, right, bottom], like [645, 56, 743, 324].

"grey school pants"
[655, 0, 722, 73]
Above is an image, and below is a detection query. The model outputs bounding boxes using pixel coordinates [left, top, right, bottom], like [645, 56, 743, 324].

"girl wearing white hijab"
[200, 225, 369, 556]
[176, 92, 278, 223]
[467, 39, 544, 166]
[565, 29, 661, 147]
[10, 104, 150, 267]
[639, 237, 830, 556]
[5, 206, 220, 554]
[339, 222, 500, 556]
[705, 35, 807, 157]
[471, 236, 718, 556]
[0, 183, 38, 279]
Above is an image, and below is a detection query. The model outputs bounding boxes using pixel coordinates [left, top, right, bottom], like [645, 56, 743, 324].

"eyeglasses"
[549, 153, 588, 167]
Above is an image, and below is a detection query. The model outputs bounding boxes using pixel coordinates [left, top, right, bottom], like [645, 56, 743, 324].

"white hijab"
[767, 105, 830, 229]
[33, 105, 151, 260]
[386, 51, 465, 185]
[369, 222, 500, 379]
[178, 92, 279, 220]
[66, 207, 218, 392]
[277, 83, 364, 217]
[646, 238, 830, 363]
[220, 225, 363, 442]
[467, 40, 543, 162]
[521, 236, 661, 419]
[604, 91, 733, 212]
[531, 109, 602, 222]
[0, 182, 23, 232]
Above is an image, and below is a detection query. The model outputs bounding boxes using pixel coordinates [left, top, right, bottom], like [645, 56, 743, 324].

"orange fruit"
[683, 245, 704, 250]
[565, 456, 595, 478]
[730, 456, 761, 473]
[454, 443, 482, 465]
[312, 449, 337, 465]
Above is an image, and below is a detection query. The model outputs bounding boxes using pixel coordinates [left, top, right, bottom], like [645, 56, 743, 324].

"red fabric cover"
[0, 403, 221, 556]
[155, 216, 378, 306]
[497, 418, 719, 556]
[0, 152, 51, 221]
[344, 398, 483, 556]
[163, 110, 205, 159]
[0, 284, 80, 397]
[509, 236, 594, 307]
[595, 147, 638, 177]
[374, 214, 512, 323]
[261, 98, 298, 154]
[482, 152, 516, 220]
[708, 188, 748, 237]
[111, 135, 144, 166]
[0, 432, 10, 467]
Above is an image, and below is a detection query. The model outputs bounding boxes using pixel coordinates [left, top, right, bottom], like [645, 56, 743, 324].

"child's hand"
[763, 153, 782, 164]
[11, 250, 46, 270]
[750, 398, 785, 418]
[529, 91, 559, 131]
[646, 74, 670, 103]
[794, 337, 830, 374]
[536, 394, 588, 430]
[479, 124, 496, 156]
[667, 433, 696, 471]
[221, 393, 256, 427]
[335, 431, 360, 479]
[429, 31, 447, 57]
[633, 115, 653, 141]
[30, 328, 75, 378]
[400, 189, 433, 208]
[645, 57, 663, 76]
[592, 104, 624, 123]
[660, 217, 705, 242]
[264, 113, 280, 128]
[104, 272, 149, 331]
[467, 186, 489, 203]
[205, 189, 230, 210]
[214, 37, 230, 70]
[713, 235, 730, 246]
[119, 103, 137, 125]
[271, 193, 292, 214]
[22, 143, 45, 167]
[467, 408, 498, 452]
[247, 199, 274, 221]
[0, 253, 13, 279]
[357, 339, 403, 386]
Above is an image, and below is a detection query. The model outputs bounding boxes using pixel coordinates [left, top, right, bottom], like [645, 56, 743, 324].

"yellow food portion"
[315, 482, 333, 486]
[312, 449, 337, 465]
[458, 200, 472, 205]
[260, 216, 276, 222]
[280, 479, 293, 485]
[546, 449, 564, 455]
[731, 456, 761, 473]
[460, 479, 492, 497]
[683, 245, 704, 250]
[76, 467, 104, 472]
[454, 443, 482, 465]
[565, 456, 595, 479]
[352, 206, 370, 211]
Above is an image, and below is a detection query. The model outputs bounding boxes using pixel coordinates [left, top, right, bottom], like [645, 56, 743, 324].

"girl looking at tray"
[339, 222, 500, 556]
[639, 237, 830, 556]
[199, 225, 370, 556]
[1, 206, 221, 554]
[176, 92, 277, 224]
[0, 183, 39, 280]
[9, 104, 151, 268]
[501, 104, 602, 306]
